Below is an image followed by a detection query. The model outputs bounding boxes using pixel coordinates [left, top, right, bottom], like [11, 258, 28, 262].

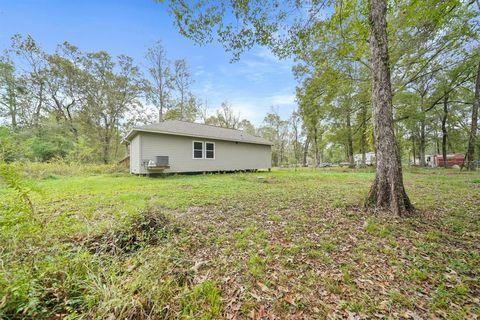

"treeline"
[0, 35, 210, 163]
[293, 0, 480, 168]
[0, 34, 309, 166]
[2, 5, 480, 169]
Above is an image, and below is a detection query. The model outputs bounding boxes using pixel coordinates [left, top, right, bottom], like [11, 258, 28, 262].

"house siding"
[130, 134, 141, 174]
[136, 132, 271, 174]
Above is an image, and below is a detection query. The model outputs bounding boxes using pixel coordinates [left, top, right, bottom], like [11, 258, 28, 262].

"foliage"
[0, 162, 34, 214]
[145, 40, 173, 122]
[205, 101, 242, 129]
[0, 35, 202, 165]
[0, 127, 22, 162]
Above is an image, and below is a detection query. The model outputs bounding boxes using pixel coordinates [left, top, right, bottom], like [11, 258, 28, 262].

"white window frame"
[205, 142, 215, 160]
[192, 140, 204, 159]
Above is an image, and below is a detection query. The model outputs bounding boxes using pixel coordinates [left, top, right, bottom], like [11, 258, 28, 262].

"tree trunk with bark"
[434, 128, 440, 156]
[442, 92, 449, 168]
[419, 118, 426, 166]
[412, 133, 416, 165]
[346, 109, 354, 167]
[360, 104, 367, 166]
[366, 0, 413, 215]
[466, 62, 480, 171]
[303, 137, 309, 167]
[313, 127, 320, 166]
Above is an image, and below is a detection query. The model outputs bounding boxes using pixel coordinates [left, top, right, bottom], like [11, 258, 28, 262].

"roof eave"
[124, 128, 273, 146]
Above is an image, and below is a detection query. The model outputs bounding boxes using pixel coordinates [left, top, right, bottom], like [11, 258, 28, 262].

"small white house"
[354, 152, 376, 166]
[123, 120, 272, 174]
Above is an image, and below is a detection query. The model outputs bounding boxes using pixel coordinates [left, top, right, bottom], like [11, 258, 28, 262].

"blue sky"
[0, 0, 298, 125]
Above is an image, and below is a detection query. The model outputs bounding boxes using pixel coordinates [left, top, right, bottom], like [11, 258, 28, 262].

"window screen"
[206, 142, 215, 159]
[193, 141, 203, 159]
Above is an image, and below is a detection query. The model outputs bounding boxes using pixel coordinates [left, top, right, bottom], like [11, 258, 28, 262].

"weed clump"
[0, 163, 35, 213]
[81, 208, 179, 255]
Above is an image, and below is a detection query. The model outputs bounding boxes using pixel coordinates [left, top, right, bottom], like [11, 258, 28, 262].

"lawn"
[1, 166, 479, 319]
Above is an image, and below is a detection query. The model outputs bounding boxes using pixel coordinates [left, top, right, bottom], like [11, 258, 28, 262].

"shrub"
[0, 162, 35, 213]
[13, 161, 127, 179]
[0, 126, 23, 162]
[80, 207, 177, 255]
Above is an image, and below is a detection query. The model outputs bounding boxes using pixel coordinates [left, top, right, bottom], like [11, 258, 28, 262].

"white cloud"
[268, 94, 296, 106]
[191, 48, 298, 126]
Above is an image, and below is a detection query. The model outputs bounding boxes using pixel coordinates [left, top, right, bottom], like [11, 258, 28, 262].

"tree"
[296, 75, 327, 167]
[9, 34, 48, 128]
[290, 111, 303, 164]
[165, 92, 200, 122]
[466, 62, 480, 171]
[205, 101, 241, 129]
[172, 59, 192, 120]
[0, 58, 21, 129]
[366, 0, 413, 214]
[82, 52, 144, 163]
[0, 34, 211, 164]
[240, 119, 256, 135]
[44, 42, 84, 141]
[261, 109, 289, 166]
[145, 41, 172, 122]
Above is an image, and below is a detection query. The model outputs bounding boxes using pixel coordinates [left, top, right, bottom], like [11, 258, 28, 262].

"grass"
[1, 165, 479, 319]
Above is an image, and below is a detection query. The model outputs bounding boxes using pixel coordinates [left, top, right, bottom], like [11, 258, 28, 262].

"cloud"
[193, 65, 206, 77]
[220, 92, 297, 125]
[191, 47, 298, 126]
[268, 94, 296, 106]
[214, 47, 294, 83]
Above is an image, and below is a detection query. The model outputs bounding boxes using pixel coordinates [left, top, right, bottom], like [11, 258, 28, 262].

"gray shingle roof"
[125, 120, 273, 145]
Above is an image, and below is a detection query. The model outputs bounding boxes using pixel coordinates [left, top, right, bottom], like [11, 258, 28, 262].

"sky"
[0, 0, 298, 125]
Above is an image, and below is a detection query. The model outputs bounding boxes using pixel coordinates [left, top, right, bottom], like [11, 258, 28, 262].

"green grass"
[1, 166, 479, 319]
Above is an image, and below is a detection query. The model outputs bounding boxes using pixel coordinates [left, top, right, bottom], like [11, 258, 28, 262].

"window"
[205, 142, 215, 159]
[193, 141, 203, 159]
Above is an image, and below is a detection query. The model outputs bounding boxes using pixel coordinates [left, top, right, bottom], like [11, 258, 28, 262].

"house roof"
[124, 120, 273, 146]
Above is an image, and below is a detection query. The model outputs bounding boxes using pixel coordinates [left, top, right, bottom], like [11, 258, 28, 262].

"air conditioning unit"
[146, 156, 169, 170]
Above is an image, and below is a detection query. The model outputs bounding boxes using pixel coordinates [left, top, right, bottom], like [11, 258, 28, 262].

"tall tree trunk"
[102, 119, 111, 164]
[303, 137, 309, 167]
[435, 129, 440, 156]
[346, 109, 354, 167]
[360, 104, 367, 166]
[360, 134, 366, 166]
[441, 92, 449, 168]
[466, 62, 480, 171]
[33, 82, 45, 128]
[313, 127, 319, 166]
[103, 134, 110, 164]
[419, 119, 426, 166]
[412, 133, 416, 165]
[366, 0, 413, 215]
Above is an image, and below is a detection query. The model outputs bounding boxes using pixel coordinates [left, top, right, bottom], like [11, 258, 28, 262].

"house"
[123, 120, 273, 174]
[354, 152, 375, 166]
